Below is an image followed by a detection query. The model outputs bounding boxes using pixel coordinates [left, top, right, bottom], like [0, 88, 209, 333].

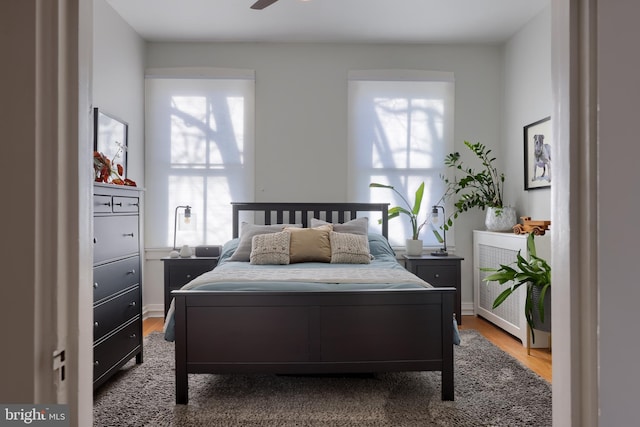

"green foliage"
[481, 233, 551, 342]
[441, 141, 505, 230]
[369, 182, 431, 240]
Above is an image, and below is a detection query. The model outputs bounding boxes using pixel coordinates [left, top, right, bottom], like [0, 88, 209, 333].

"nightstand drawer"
[414, 265, 456, 287]
[169, 263, 214, 288]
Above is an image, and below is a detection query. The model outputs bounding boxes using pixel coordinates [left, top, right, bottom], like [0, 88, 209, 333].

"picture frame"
[93, 107, 128, 179]
[523, 116, 551, 190]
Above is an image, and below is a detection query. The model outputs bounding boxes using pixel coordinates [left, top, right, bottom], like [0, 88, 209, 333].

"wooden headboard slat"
[231, 202, 389, 239]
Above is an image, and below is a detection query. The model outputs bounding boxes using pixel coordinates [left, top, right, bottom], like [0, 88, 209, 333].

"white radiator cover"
[473, 230, 550, 348]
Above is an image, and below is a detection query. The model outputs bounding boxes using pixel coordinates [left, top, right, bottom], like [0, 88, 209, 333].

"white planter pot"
[485, 206, 517, 232]
[405, 239, 423, 256]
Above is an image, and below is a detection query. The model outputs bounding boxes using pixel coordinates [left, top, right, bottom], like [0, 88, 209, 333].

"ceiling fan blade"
[251, 0, 279, 10]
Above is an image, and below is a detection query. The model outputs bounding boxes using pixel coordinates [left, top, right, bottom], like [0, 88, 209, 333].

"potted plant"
[442, 141, 515, 231]
[481, 233, 551, 342]
[369, 182, 442, 255]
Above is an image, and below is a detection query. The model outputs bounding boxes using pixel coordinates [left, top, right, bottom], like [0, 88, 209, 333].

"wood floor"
[143, 314, 551, 383]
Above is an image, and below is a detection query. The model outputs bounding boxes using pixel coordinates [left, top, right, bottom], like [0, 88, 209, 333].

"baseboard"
[143, 304, 164, 320]
[462, 302, 475, 317]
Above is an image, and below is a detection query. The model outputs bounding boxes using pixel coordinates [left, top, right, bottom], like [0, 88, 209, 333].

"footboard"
[173, 288, 455, 403]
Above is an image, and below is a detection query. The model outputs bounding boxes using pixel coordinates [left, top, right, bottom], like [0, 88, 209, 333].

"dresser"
[93, 183, 143, 389]
[161, 256, 219, 317]
[403, 254, 464, 324]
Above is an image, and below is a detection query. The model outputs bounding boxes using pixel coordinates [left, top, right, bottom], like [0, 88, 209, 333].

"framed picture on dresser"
[93, 107, 128, 179]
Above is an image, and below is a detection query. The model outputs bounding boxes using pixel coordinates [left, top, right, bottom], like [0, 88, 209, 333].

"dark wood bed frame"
[172, 202, 455, 404]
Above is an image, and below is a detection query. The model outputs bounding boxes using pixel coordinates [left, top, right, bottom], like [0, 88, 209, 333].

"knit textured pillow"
[229, 222, 301, 262]
[249, 231, 291, 265]
[330, 232, 371, 264]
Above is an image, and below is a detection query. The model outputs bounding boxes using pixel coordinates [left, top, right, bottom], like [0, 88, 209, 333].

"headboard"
[231, 202, 389, 239]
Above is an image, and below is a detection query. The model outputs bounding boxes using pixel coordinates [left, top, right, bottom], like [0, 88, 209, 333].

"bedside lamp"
[431, 205, 448, 257]
[170, 205, 192, 258]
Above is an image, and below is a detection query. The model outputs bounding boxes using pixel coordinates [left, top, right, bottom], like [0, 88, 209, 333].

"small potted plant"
[442, 141, 514, 231]
[481, 233, 551, 342]
[369, 182, 442, 255]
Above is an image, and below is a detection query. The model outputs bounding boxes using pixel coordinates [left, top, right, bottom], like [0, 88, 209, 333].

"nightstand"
[403, 254, 464, 324]
[161, 256, 219, 317]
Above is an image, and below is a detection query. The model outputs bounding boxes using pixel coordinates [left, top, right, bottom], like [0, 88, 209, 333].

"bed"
[166, 202, 456, 404]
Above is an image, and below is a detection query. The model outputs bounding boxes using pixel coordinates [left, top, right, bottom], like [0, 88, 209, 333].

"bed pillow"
[285, 225, 332, 263]
[310, 217, 368, 235]
[330, 232, 371, 264]
[367, 233, 396, 257]
[249, 231, 291, 265]
[228, 222, 301, 262]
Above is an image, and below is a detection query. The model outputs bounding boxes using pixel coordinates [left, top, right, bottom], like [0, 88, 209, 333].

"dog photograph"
[524, 116, 551, 190]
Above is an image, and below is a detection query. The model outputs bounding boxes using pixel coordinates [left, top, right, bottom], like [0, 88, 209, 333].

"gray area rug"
[93, 330, 551, 426]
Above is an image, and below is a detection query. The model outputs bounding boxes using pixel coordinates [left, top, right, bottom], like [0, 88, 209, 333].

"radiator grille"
[478, 243, 520, 326]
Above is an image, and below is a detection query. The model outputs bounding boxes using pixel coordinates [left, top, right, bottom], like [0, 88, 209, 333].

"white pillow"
[229, 222, 301, 262]
[310, 217, 368, 235]
[249, 231, 291, 265]
[329, 232, 371, 264]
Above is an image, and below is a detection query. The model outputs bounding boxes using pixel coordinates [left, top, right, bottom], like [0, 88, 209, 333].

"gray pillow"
[310, 217, 368, 235]
[228, 222, 301, 261]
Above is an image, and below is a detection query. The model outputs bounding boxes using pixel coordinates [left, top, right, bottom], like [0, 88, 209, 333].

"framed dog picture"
[523, 116, 551, 190]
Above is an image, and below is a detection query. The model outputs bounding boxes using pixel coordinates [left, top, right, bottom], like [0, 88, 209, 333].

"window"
[145, 68, 255, 248]
[347, 70, 455, 247]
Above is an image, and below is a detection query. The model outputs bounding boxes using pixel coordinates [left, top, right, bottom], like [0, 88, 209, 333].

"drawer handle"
[94, 321, 99, 327]
[123, 232, 135, 237]
[434, 273, 440, 278]
[126, 269, 136, 275]
[114, 202, 123, 207]
[94, 361, 99, 366]
[101, 201, 111, 207]
[186, 274, 192, 279]
[129, 333, 137, 339]
[93, 238, 97, 244]
[93, 282, 99, 289]
[129, 301, 137, 307]
[130, 202, 139, 207]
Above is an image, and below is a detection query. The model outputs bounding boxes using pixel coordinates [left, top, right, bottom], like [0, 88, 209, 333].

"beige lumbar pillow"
[330, 232, 371, 264]
[285, 225, 332, 263]
[249, 231, 291, 265]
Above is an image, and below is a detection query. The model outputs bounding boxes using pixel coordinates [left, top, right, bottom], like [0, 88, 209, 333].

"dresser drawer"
[93, 319, 141, 383]
[93, 286, 141, 342]
[94, 195, 114, 213]
[94, 215, 139, 263]
[93, 256, 140, 303]
[112, 196, 139, 213]
[413, 265, 457, 287]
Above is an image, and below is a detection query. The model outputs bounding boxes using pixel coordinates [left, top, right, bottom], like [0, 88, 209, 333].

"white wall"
[144, 41, 503, 311]
[93, 0, 145, 187]
[502, 5, 552, 220]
